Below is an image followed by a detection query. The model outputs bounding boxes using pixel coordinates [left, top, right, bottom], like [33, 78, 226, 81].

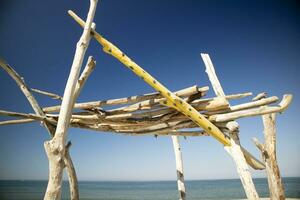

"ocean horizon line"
[1, 176, 299, 182]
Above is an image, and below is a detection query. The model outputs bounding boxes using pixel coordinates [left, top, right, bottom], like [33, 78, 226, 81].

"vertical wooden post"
[201, 53, 259, 200]
[43, 1, 98, 199]
[171, 136, 186, 200]
[262, 113, 285, 200]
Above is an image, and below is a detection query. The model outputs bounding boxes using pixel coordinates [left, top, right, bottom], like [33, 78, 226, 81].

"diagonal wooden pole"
[68, 10, 231, 147]
[201, 53, 260, 200]
[67, 10, 268, 169]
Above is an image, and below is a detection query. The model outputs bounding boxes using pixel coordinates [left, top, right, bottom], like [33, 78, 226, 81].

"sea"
[0, 177, 299, 200]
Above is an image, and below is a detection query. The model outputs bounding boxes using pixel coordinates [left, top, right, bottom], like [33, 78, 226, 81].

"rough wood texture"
[43, 1, 98, 199]
[209, 95, 292, 122]
[201, 53, 260, 199]
[262, 113, 285, 200]
[42, 85, 207, 113]
[171, 136, 186, 200]
[224, 130, 260, 200]
[64, 142, 79, 200]
[68, 10, 232, 146]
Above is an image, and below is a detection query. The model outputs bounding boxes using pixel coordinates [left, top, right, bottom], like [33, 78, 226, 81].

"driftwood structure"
[0, 1, 293, 200]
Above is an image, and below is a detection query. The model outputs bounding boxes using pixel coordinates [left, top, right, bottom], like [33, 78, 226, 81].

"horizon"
[1, 176, 300, 182]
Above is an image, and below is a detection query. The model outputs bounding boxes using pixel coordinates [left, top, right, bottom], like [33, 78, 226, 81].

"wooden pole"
[43, 1, 98, 199]
[68, 10, 232, 146]
[255, 113, 285, 200]
[262, 113, 285, 200]
[171, 136, 186, 200]
[201, 53, 260, 200]
[224, 122, 260, 200]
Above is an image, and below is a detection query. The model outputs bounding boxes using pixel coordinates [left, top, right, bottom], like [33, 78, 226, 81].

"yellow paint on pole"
[68, 10, 231, 146]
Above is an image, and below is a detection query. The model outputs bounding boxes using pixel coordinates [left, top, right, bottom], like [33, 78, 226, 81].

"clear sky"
[0, 0, 299, 181]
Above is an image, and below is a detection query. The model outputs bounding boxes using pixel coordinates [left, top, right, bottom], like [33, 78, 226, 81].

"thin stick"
[0, 118, 35, 126]
[0, 59, 56, 135]
[0, 109, 46, 121]
[31, 88, 63, 100]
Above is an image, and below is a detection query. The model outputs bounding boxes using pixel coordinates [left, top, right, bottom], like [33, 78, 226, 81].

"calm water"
[0, 177, 299, 200]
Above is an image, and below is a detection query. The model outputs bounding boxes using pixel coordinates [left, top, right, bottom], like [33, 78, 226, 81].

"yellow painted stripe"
[68, 10, 231, 146]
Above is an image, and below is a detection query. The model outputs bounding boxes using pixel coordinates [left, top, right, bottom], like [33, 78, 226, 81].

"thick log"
[43, 1, 98, 199]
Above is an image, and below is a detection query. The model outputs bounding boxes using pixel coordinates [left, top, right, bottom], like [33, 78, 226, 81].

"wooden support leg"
[262, 113, 285, 200]
[43, 1, 98, 199]
[201, 54, 260, 199]
[64, 142, 79, 200]
[224, 122, 260, 200]
[171, 136, 186, 200]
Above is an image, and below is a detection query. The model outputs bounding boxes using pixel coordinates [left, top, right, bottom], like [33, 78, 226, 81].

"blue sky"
[0, 0, 299, 181]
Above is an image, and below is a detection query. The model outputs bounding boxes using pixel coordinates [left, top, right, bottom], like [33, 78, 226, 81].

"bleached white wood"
[172, 136, 186, 200]
[0, 59, 56, 135]
[42, 85, 207, 113]
[252, 92, 267, 101]
[64, 142, 79, 200]
[43, 1, 98, 199]
[262, 113, 285, 200]
[224, 132, 260, 200]
[201, 53, 225, 97]
[201, 53, 260, 200]
[209, 95, 292, 122]
[31, 88, 63, 100]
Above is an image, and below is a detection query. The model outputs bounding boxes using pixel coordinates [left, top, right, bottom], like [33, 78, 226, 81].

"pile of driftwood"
[0, 83, 292, 137]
